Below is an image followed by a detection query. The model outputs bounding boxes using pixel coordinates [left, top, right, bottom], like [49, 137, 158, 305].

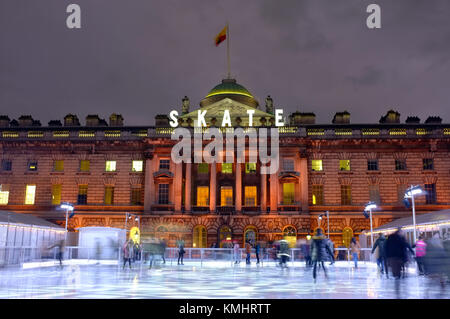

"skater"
[412, 235, 427, 275]
[301, 239, 312, 267]
[385, 228, 410, 279]
[177, 241, 185, 265]
[48, 239, 65, 268]
[327, 238, 335, 265]
[311, 229, 333, 282]
[255, 242, 261, 264]
[372, 233, 388, 277]
[160, 238, 166, 264]
[122, 240, 133, 269]
[350, 237, 360, 268]
[245, 241, 252, 264]
[233, 241, 241, 264]
[278, 240, 290, 268]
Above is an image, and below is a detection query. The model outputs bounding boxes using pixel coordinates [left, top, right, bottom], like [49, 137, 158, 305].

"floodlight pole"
[411, 187, 417, 244]
[369, 208, 374, 249]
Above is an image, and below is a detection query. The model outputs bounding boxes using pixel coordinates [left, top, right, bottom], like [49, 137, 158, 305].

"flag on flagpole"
[215, 26, 227, 46]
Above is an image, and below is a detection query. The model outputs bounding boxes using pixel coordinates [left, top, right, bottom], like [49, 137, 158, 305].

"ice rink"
[0, 260, 448, 299]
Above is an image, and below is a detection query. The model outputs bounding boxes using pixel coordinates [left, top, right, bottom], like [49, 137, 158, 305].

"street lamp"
[364, 202, 377, 249]
[404, 185, 424, 244]
[60, 203, 74, 240]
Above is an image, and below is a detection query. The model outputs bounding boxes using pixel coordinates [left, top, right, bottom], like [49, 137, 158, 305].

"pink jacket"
[415, 240, 427, 257]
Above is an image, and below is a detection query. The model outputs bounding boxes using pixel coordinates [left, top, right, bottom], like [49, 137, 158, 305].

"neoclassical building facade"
[1, 78, 449, 248]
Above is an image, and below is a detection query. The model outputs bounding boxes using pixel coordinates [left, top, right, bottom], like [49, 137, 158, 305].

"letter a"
[366, 4, 381, 29]
[66, 4, 81, 29]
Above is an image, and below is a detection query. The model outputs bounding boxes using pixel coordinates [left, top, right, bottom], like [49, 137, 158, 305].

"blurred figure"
[311, 228, 333, 282]
[423, 233, 448, 289]
[95, 238, 102, 265]
[160, 238, 166, 264]
[233, 241, 240, 264]
[300, 239, 312, 267]
[177, 241, 185, 265]
[255, 242, 261, 264]
[277, 240, 290, 268]
[327, 238, 335, 265]
[412, 235, 427, 275]
[385, 228, 410, 279]
[133, 241, 141, 262]
[401, 236, 415, 278]
[372, 233, 388, 277]
[350, 237, 360, 269]
[245, 241, 252, 265]
[48, 239, 65, 268]
[122, 239, 133, 269]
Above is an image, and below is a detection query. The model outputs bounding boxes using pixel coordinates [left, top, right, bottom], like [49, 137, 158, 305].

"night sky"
[1, 0, 449, 125]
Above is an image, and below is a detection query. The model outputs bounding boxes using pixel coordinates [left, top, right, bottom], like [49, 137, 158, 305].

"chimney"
[182, 96, 190, 114]
[64, 114, 80, 126]
[0, 115, 10, 127]
[379, 110, 400, 124]
[86, 115, 100, 126]
[332, 111, 351, 124]
[48, 120, 62, 127]
[18, 115, 33, 127]
[425, 116, 442, 124]
[265, 95, 274, 114]
[405, 116, 420, 124]
[289, 112, 316, 125]
[109, 113, 124, 126]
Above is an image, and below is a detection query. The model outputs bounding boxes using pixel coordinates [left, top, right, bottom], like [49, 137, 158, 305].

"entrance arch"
[342, 227, 353, 248]
[244, 226, 258, 246]
[193, 225, 207, 248]
[218, 225, 232, 248]
[283, 225, 297, 248]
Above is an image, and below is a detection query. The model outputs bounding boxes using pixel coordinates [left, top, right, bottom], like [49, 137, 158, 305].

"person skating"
[233, 241, 240, 264]
[350, 237, 360, 268]
[371, 233, 388, 277]
[278, 240, 290, 268]
[327, 238, 335, 265]
[385, 228, 410, 279]
[160, 238, 167, 264]
[311, 228, 333, 282]
[412, 235, 427, 275]
[177, 241, 185, 265]
[245, 241, 252, 264]
[48, 239, 65, 269]
[122, 240, 133, 269]
[255, 242, 261, 264]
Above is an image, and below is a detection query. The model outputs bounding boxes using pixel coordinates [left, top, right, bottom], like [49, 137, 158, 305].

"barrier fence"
[1, 246, 376, 268]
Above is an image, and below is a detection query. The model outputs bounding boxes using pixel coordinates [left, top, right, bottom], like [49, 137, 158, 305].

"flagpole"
[227, 23, 230, 79]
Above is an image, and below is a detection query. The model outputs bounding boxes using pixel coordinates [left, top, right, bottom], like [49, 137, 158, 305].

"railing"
[216, 206, 235, 214]
[151, 204, 175, 212]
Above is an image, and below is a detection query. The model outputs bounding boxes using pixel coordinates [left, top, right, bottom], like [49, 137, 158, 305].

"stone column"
[209, 163, 216, 212]
[299, 157, 309, 212]
[185, 163, 192, 212]
[174, 162, 183, 212]
[260, 168, 267, 212]
[144, 155, 156, 212]
[270, 172, 278, 213]
[235, 163, 242, 212]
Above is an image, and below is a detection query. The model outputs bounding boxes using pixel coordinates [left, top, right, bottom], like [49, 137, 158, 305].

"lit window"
[341, 185, 352, 205]
[193, 225, 207, 248]
[283, 183, 295, 205]
[53, 160, 64, 172]
[77, 185, 88, 204]
[51, 184, 62, 205]
[198, 163, 209, 174]
[221, 186, 233, 206]
[105, 160, 116, 172]
[159, 159, 170, 170]
[244, 186, 257, 206]
[245, 163, 257, 174]
[311, 160, 323, 171]
[196, 186, 209, 206]
[104, 186, 114, 205]
[0, 184, 10, 205]
[132, 160, 143, 172]
[367, 160, 378, 171]
[339, 160, 350, 171]
[80, 160, 90, 172]
[312, 185, 323, 205]
[25, 185, 36, 205]
[27, 161, 38, 171]
[1, 160, 12, 171]
[221, 163, 233, 174]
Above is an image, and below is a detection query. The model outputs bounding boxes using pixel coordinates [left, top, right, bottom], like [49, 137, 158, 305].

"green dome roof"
[205, 78, 254, 99]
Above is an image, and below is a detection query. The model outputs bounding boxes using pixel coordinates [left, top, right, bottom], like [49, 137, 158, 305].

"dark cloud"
[0, 0, 449, 125]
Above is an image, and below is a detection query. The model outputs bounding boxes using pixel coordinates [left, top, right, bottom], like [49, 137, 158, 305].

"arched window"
[193, 225, 207, 248]
[283, 225, 297, 248]
[244, 226, 258, 246]
[342, 227, 353, 248]
[218, 225, 232, 248]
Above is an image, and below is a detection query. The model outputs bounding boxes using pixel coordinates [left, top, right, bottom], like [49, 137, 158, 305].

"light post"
[404, 185, 424, 244]
[364, 202, 377, 249]
[125, 212, 140, 241]
[60, 203, 74, 241]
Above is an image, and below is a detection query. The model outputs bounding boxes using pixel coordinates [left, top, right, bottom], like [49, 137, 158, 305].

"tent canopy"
[0, 210, 63, 229]
[370, 209, 450, 232]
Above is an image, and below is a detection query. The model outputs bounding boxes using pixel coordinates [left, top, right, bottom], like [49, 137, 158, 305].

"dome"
[201, 78, 259, 108]
[205, 78, 254, 98]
